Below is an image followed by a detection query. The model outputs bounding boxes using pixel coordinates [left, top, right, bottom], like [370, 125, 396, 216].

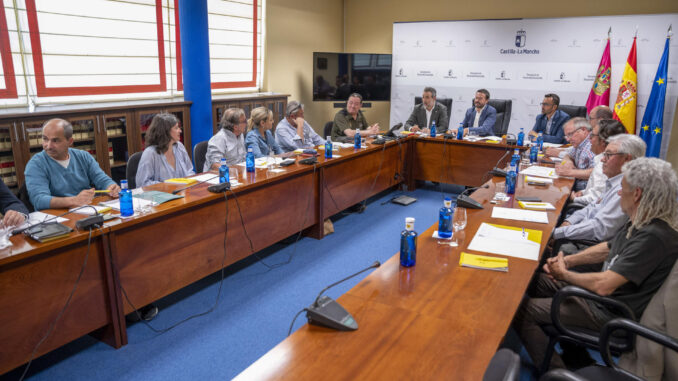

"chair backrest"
[126, 151, 143, 189]
[488, 99, 512, 136]
[559, 105, 587, 119]
[193, 141, 209, 174]
[323, 121, 333, 140]
[414, 97, 453, 122]
[482, 348, 521, 381]
[18, 183, 34, 213]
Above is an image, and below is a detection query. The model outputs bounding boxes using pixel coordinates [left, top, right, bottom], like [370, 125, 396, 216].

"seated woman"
[136, 113, 195, 187]
[245, 107, 283, 158]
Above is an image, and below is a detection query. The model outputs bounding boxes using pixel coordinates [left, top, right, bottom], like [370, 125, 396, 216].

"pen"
[522, 227, 526, 238]
[94, 190, 110, 193]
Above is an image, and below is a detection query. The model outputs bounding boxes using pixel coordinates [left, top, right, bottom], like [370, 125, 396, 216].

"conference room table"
[235, 166, 574, 380]
[0, 134, 538, 375]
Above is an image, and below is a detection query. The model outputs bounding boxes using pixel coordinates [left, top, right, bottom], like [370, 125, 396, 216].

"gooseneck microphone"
[171, 175, 219, 195]
[455, 184, 489, 210]
[488, 148, 513, 178]
[306, 261, 381, 331]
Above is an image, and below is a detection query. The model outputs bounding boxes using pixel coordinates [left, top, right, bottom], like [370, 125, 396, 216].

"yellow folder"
[459, 252, 508, 272]
[164, 178, 197, 185]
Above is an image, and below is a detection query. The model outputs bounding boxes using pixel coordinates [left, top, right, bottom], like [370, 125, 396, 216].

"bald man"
[24, 118, 120, 211]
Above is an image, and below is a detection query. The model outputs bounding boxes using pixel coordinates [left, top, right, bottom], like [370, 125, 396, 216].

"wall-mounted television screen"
[313, 52, 392, 101]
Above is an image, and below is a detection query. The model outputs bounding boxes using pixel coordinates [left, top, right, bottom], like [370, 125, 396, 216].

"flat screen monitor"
[313, 52, 392, 101]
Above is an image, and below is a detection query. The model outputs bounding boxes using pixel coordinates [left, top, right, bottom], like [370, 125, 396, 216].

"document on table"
[492, 206, 549, 224]
[467, 223, 542, 261]
[520, 165, 558, 179]
[99, 198, 154, 211]
[15, 211, 69, 231]
[525, 175, 553, 184]
[236, 157, 283, 169]
[68, 205, 113, 215]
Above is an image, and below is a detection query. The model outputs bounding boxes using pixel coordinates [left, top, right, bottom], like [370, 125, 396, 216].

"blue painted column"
[178, 0, 213, 156]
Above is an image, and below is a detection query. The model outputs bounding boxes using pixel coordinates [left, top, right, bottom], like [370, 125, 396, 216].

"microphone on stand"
[488, 148, 513, 178]
[171, 175, 219, 195]
[305, 261, 381, 331]
[455, 185, 489, 210]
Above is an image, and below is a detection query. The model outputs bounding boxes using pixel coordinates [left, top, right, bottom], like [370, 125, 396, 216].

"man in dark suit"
[529, 93, 570, 144]
[0, 179, 28, 226]
[451, 88, 497, 137]
[404, 87, 449, 134]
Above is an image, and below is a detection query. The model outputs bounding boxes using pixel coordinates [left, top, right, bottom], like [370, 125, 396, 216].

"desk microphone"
[455, 185, 489, 210]
[306, 261, 381, 331]
[488, 148, 513, 178]
[171, 175, 219, 195]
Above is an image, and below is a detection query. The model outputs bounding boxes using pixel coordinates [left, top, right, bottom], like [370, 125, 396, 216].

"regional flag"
[586, 38, 611, 113]
[639, 37, 670, 157]
[613, 37, 638, 133]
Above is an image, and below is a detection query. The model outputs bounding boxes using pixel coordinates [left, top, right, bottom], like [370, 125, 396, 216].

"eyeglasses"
[602, 151, 626, 159]
[590, 132, 599, 138]
[540, 102, 554, 107]
[564, 127, 583, 138]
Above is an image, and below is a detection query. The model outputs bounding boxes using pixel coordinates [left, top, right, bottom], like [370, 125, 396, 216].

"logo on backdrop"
[417, 70, 434, 77]
[501, 29, 539, 55]
[443, 69, 459, 79]
[515, 29, 526, 48]
[522, 72, 543, 80]
[553, 71, 572, 83]
[395, 68, 407, 78]
[495, 70, 511, 81]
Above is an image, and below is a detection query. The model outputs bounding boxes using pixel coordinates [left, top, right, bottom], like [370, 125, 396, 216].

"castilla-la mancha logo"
[515, 29, 526, 48]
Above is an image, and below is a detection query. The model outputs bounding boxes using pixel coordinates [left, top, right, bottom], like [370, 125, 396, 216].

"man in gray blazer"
[404, 87, 449, 134]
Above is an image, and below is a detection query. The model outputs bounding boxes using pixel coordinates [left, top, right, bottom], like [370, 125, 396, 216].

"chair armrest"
[550, 285, 635, 346]
[600, 318, 678, 371]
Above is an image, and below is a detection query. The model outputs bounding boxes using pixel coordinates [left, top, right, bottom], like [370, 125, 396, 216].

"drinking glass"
[0, 221, 14, 249]
[452, 206, 467, 245]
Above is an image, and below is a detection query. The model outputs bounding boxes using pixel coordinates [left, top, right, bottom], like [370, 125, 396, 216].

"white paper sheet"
[520, 166, 558, 179]
[467, 223, 540, 261]
[68, 205, 113, 215]
[525, 175, 554, 184]
[491, 206, 549, 224]
[15, 211, 69, 231]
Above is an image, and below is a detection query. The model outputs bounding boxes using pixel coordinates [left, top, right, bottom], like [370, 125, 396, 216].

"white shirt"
[573, 154, 606, 205]
[425, 107, 433, 128]
[473, 105, 486, 127]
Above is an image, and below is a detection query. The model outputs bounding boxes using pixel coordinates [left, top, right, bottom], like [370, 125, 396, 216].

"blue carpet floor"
[4, 183, 560, 380]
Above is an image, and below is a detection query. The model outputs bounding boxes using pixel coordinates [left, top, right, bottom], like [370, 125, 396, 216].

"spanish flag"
[612, 37, 637, 134]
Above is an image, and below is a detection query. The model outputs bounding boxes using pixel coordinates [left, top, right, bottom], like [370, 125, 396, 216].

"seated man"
[554, 118, 596, 191]
[404, 86, 449, 134]
[513, 157, 678, 370]
[552, 134, 646, 254]
[204, 108, 247, 171]
[25, 118, 120, 211]
[529, 93, 570, 144]
[0, 178, 28, 226]
[275, 101, 325, 152]
[545, 105, 612, 159]
[331, 93, 379, 140]
[570, 119, 626, 206]
[451, 88, 497, 137]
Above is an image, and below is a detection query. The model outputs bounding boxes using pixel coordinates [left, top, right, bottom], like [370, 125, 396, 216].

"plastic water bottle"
[219, 158, 229, 184]
[438, 198, 453, 239]
[506, 164, 517, 195]
[119, 180, 134, 217]
[400, 217, 418, 267]
[430, 121, 437, 137]
[517, 127, 525, 146]
[246, 147, 255, 173]
[354, 129, 361, 149]
[457, 123, 464, 140]
[325, 136, 333, 159]
[511, 148, 521, 175]
[530, 144, 538, 163]
[537, 132, 544, 152]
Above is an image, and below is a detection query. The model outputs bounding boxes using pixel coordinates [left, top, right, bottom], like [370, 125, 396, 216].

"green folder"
[133, 190, 183, 204]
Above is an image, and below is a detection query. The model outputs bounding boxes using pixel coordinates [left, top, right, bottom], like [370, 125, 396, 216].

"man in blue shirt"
[529, 93, 570, 144]
[24, 118, 120, 211]
[451, 88, 497, 137]
[275, 101, 325, 152]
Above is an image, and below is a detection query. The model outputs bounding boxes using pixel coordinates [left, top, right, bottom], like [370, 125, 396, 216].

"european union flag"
[639, 37, 670, 157]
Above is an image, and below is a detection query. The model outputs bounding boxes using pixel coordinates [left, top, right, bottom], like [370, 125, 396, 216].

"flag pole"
[607, 27, 611, 39]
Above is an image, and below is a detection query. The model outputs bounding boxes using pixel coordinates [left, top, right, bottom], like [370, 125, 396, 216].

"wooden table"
[235, 173, 573, 380]
[0, 136, 544, 375]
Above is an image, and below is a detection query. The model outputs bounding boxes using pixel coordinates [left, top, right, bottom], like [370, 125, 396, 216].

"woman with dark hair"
[135, 113, 195, 187]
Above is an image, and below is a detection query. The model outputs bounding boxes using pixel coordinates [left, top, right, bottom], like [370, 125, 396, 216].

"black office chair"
[193, 141, 209, 173]
[324, 121, 333, 140]
[126, 151, 143, 189]
[482, 348, 521, 381]
[488, 99, 512, 136]
[540, 318, 678, 381]
[538, 286, 636, 375]
[559, 105, 587, 119]
[414, 96, 453, 123]
[18, 183, 35, 213]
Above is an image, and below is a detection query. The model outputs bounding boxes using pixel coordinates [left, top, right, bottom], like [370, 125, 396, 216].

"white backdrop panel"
[391, 14, 678, 157]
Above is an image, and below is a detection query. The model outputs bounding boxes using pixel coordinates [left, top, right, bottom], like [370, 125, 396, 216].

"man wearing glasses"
[404, 87, 449, 134]
[551, 134, 646, 256]
[528, 93, 570, 144]
[553, 118, 596, 191]
[205, 108, 248, 170]
[275, 101, 325, 152]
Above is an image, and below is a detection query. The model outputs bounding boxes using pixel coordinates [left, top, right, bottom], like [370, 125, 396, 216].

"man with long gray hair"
[514, 157, 678, 370]
[275, 101, 325, 152]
